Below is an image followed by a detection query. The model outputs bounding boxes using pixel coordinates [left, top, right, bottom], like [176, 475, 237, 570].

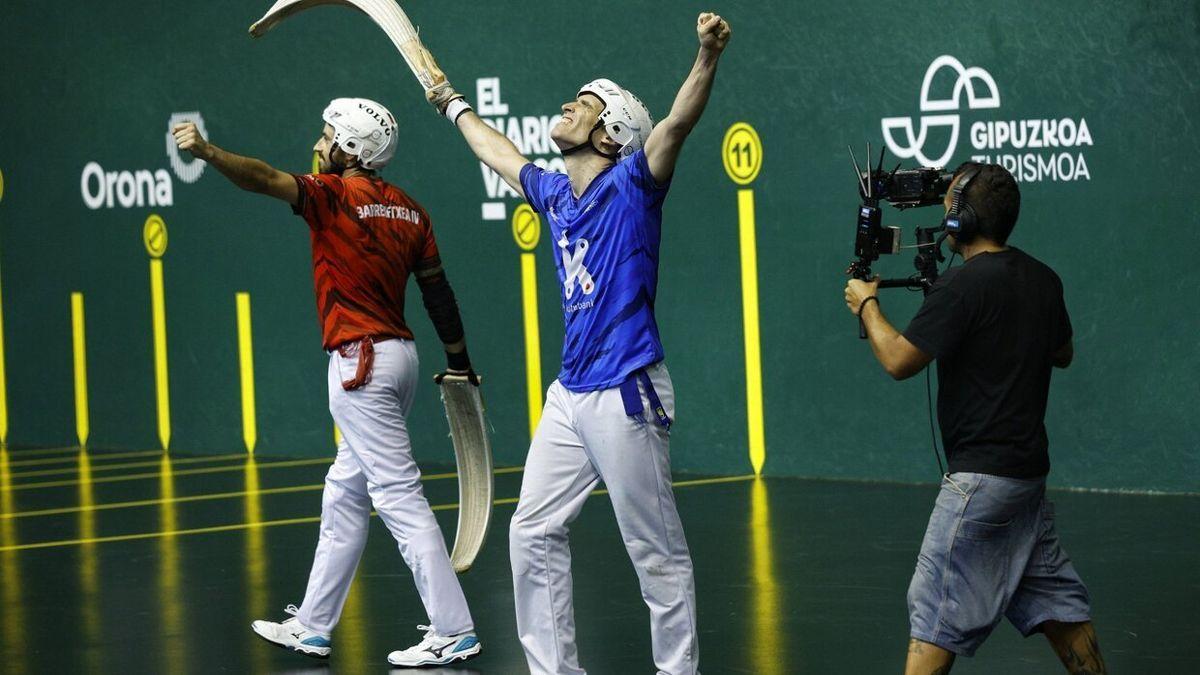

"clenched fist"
[697, 12, 732, 53]
[172, 122, 212, 161]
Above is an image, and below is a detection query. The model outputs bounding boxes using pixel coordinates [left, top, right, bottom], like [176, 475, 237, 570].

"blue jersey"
[519, 150, 670, 392]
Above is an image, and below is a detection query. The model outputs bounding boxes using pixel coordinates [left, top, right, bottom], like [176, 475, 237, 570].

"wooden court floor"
[0, 446, 1194, 673]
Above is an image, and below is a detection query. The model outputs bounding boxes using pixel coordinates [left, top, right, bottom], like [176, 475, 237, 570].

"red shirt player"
[173, 98, 482, 667]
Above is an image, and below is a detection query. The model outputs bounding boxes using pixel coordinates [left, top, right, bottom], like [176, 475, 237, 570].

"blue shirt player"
[422, 12, 731, 675]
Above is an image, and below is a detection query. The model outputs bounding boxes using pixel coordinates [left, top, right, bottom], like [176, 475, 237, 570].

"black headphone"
[942, 167, 980, 242]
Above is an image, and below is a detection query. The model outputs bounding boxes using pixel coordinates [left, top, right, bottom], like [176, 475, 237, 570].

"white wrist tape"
[444, 97, 473, 126]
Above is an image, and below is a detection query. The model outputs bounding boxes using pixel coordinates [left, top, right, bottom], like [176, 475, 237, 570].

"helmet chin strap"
[326, 142, 367, 175]
[561, 122, 618, 160]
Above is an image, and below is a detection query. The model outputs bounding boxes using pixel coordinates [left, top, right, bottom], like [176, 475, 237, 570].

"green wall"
[1, 1, 1196, 492]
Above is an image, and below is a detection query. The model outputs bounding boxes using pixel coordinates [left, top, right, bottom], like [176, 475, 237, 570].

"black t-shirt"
[902, 248, 1072, 478]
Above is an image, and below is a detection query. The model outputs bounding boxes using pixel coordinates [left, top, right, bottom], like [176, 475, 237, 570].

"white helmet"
[578, 78, 654, 159]
[321, 97, 397, 170]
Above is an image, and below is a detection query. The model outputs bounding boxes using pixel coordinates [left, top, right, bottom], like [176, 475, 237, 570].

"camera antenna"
[876, 144, 885, 175]
[865, 141, 873, 198]
[847, 145, 868, 198]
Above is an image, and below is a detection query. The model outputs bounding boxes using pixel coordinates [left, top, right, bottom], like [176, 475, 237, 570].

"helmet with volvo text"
[321, 97, 397, 170]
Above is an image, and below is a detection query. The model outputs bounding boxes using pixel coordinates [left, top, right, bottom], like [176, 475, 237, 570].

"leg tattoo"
[1045, 621, 1107, 674]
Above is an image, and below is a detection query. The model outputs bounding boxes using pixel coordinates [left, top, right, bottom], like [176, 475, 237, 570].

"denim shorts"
[907, 472, 1092, 656]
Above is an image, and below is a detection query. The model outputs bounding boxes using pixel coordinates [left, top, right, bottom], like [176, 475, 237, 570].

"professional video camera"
[845, 143, 953, 294]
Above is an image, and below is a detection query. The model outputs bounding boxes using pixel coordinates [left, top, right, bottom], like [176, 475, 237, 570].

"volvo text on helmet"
[322, 97, 398, 170]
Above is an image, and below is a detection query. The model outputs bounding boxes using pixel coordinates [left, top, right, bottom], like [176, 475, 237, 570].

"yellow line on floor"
[1, 466, 528, 520]
[0, 474, 756, 551]
[5, 449, 165, 468]
[7, 457, 334, 492]
[8, 453, 248, 480]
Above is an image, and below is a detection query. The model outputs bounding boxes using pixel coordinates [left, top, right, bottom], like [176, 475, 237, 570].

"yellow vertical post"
[236, 293, 257, 453]
[723, 123, 767, 475]
[144, 215, 171, 451]
[521, 254, 542, 438]
[512, 204, 543, 438]
[738, 190, 766, 474]
[71, 293, 90, 447]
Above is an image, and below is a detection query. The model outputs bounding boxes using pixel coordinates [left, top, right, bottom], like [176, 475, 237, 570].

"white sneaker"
[386, 625, 482, 667]
[250, 604, 332, 659]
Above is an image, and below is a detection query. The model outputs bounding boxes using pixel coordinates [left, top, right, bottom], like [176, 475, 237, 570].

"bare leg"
[1043, 621, 1106, 674]
[905, 638, 955, 675]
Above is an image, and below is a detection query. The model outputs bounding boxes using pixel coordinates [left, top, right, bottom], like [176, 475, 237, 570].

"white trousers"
[296, 338, 473, 636]
[510, 363, 699, 675]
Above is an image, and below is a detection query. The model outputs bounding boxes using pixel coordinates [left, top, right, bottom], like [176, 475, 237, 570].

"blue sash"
[618, 369, 672, 430]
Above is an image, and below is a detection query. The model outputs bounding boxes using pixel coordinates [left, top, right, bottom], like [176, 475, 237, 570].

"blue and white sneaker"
[251, 604, 332, 659]
[386, 625, 481, 667]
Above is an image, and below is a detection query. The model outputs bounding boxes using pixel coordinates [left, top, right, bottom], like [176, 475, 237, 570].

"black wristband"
[446, 348, 471, 372]
[857, 295, 879, 317]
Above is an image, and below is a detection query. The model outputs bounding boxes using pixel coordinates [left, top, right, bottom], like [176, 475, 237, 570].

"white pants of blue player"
[510, 362, 699, 675]
[295, 338, 473, 638]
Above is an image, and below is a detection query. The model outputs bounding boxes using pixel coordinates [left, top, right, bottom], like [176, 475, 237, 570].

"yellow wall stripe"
[236, 293, 257, 453]
[71, 293, 90, 447]
[738, 189, 767, 475]
[150, 258, 171, 450]
[521, 253, 543, 438]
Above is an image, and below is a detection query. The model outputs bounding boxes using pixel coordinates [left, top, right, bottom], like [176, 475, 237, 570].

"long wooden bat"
[249, 0, 445, 91]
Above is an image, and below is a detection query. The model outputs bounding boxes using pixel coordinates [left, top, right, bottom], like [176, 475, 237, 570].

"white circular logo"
[881, 55, 1001, 167]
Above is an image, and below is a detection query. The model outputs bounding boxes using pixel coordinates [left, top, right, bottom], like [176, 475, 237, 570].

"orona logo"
[80, 111, 206, 210]
[882, 56, 1092, 182]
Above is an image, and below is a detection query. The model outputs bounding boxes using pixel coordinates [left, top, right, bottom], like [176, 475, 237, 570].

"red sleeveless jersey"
[292, 173, 440, 350]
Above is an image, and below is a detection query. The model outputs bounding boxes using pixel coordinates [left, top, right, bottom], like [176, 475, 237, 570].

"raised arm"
[172, 122, 298, 206]
[643, 12, 732, 184]
[446, 112, 529, 199]
[417, 47, 530, 199]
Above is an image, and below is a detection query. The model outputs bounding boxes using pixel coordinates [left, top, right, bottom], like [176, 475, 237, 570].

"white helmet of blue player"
[569, 78, 655, 160]
[322, 97, 397, 170]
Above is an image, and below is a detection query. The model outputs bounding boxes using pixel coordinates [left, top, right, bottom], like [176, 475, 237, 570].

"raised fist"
[697, 12, 732, 53]
[172, 122, 211, 161]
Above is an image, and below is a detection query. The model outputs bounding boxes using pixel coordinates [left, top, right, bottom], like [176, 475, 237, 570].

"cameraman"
[843, 163, 1106, 675]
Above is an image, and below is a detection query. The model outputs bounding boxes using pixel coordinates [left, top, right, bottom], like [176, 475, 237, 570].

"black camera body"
[846, 145, 953, 291]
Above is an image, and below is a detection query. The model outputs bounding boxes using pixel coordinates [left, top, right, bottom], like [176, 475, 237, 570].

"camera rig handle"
[851, 226, 947, 339]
